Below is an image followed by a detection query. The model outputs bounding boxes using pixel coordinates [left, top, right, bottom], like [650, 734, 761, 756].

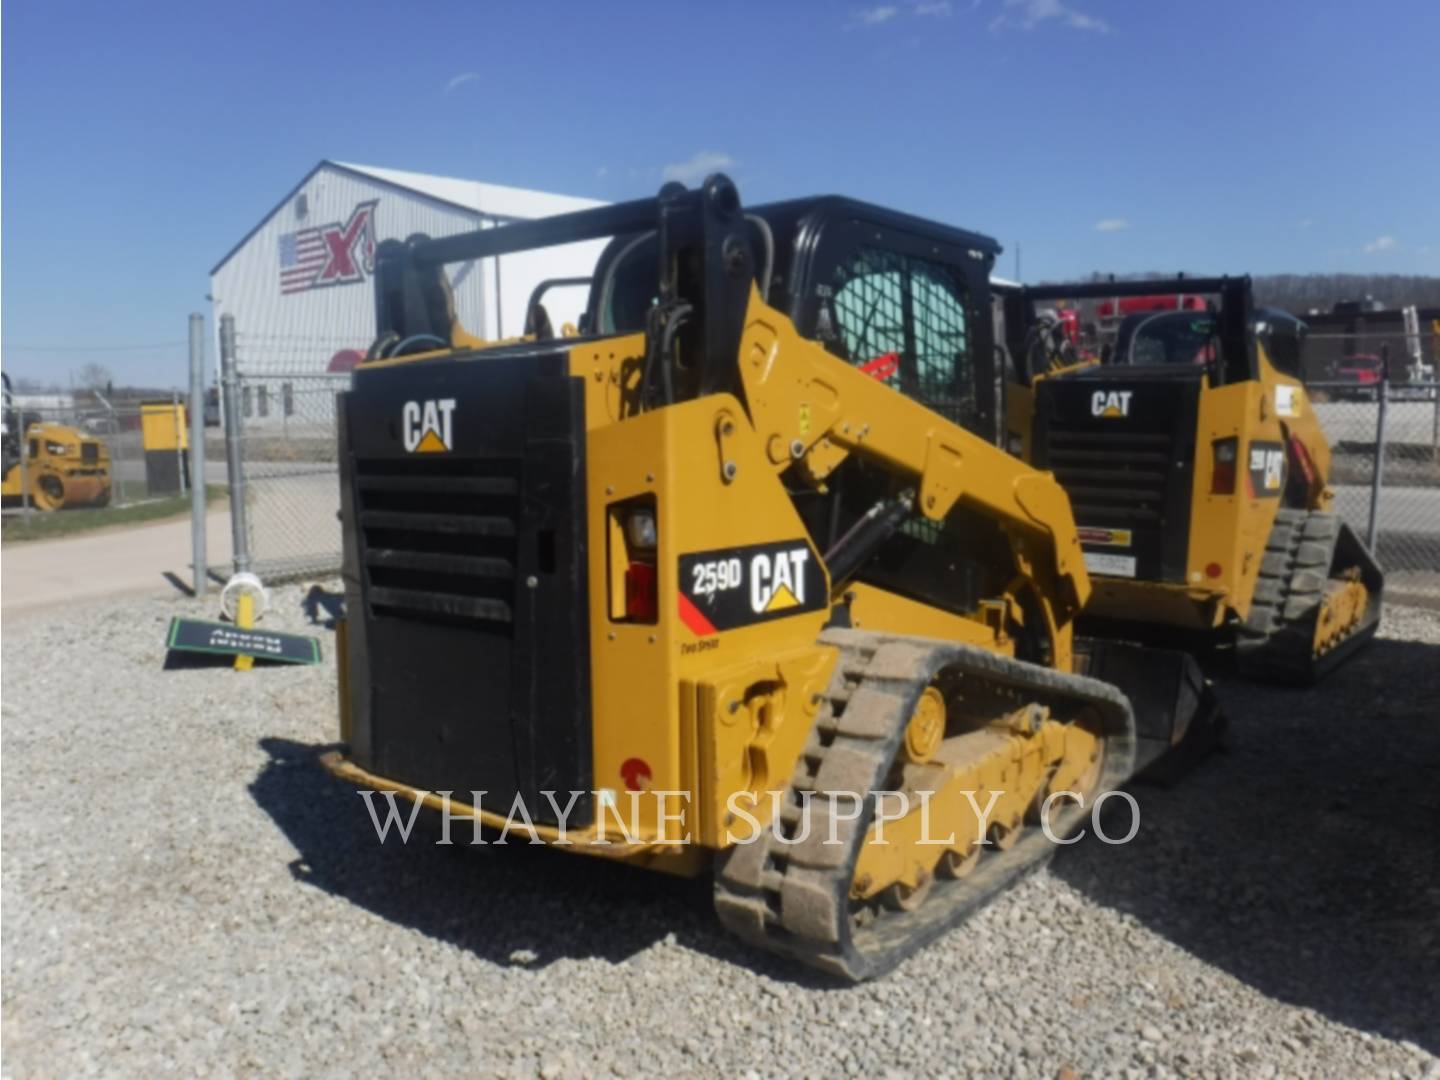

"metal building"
[209, 160, 606, 426]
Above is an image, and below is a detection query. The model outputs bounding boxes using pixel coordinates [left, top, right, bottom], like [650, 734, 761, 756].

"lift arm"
[734, 287, 1092, 664]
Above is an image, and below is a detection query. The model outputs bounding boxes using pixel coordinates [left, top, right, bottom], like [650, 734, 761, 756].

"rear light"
[1211, 437, 1237, 495]
[609, 497, 659, 623]
[626, 509, 658, 550]
[624, 561, 657, 621]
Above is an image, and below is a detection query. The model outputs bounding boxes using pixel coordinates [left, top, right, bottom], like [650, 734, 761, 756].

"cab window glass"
[1124, 313, 1217, 366]
[1258, 316, 1303, 376]
[828, 246, 974, 431]
[599, 234, 660, 334]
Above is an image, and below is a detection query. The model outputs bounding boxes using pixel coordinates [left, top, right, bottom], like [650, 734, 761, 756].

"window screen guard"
[829, 246, 975, 433]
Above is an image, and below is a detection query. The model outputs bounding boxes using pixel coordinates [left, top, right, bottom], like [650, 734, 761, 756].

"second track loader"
[1003, 277, 1383, 683]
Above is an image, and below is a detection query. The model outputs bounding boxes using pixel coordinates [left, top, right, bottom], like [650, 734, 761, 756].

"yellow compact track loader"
[1, 374, 112, 510]
[325, 177, 1218, 979]
[1002, 278, 1383, 684]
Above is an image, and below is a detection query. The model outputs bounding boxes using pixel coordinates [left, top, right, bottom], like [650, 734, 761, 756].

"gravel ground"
[3, 584, 1438, 1078]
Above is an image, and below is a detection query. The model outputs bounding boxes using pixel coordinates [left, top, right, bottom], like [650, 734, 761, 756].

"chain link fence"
[1311, 374, 1440, 608]
[214, 316, 1440, 605]
[1303, 325, 1438, 389]
[2, 397, 197, 535]
[222, 324, 351, 580]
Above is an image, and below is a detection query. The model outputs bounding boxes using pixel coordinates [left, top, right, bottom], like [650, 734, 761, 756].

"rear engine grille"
[1046, 430, 1172, 525]
[354, 457, 520, 628]
[81, 442, 99, 463]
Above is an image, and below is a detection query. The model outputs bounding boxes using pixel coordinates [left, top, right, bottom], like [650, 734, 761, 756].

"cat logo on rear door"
[401, 398, 456, 453]
[1091, 390, 1134, 418]
[677, 540, 827, 635]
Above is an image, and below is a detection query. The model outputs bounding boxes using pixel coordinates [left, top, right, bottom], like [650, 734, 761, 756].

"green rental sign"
[166, 617, 322, 665]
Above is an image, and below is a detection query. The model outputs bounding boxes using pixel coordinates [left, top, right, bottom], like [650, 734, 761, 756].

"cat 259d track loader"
[1002, 277, 1383, 684]
[323, 177, 1218, 980]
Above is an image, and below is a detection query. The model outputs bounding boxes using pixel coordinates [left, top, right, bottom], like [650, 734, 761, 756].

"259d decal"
[677, 540, 827, 635]
[1246, 440, 1286, 498]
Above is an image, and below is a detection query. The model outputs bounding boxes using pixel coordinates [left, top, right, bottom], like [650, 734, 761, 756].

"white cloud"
[991, 0, 1111, 33]
[444, 72, 479, 95]
[854, 5, 900, 25]
[915, 1, 953, 15]
[1094, 218, 1129, 232]
[1297, 218, 1314, 229]
[1363, 235, 1396, 254]
[661, 150, 738, 185]
[595, 165, 608, 179]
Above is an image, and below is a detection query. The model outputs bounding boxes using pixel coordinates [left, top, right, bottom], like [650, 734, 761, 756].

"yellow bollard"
[234, 591, 256, 672]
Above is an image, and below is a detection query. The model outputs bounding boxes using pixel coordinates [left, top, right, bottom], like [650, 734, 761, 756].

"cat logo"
[679, 540, 826, 633]
[1091, 390, 1134, 418]
[401, 398, 457, 453]
[750, 548, 810, 614]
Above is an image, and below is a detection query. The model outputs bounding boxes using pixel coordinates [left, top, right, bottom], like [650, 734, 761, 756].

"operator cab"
[584, 196, 1001, 442]
[1108, 307, 1305, 377]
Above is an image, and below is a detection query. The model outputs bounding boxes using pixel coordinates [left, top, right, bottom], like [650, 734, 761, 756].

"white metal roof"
[211, 160, 606, 275]
[333, 161, 605, 221]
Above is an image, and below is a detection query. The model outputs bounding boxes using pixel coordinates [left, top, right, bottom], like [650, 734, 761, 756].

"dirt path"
[1, 507, 232, 615]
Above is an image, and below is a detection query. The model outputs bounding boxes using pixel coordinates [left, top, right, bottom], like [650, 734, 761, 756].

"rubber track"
[1235, 508, 1382, 684]
[713, 628, 1137, 981]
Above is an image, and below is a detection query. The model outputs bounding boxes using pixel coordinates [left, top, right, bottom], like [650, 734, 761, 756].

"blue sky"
[3, 0, 1436, 387]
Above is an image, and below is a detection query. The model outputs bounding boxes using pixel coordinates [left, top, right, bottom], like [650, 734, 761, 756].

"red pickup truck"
[1332, 354, 1384, 400]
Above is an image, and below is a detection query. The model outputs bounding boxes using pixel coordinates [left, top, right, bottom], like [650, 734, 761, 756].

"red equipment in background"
[1096, 294, 1208, 324]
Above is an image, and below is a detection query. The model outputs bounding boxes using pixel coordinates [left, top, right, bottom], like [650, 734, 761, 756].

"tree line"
[1251, 274, 1440, 314]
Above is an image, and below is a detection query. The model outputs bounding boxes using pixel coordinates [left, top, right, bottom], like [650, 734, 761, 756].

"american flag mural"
[278, 200, 378, 295]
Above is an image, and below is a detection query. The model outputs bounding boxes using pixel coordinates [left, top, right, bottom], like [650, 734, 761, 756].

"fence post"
[1365, 346, 1390, 552]
[219, 314, 252, 575]
[188, 313, 208, 595]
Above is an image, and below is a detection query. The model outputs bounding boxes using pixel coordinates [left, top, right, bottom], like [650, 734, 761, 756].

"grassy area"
[1, 485, 225, 543]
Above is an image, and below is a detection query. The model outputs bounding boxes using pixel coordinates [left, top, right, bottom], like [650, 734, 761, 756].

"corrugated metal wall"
[213, 165, 488, 388]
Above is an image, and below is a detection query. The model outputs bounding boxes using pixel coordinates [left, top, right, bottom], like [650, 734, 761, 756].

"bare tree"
[75, 362, 113, 392]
